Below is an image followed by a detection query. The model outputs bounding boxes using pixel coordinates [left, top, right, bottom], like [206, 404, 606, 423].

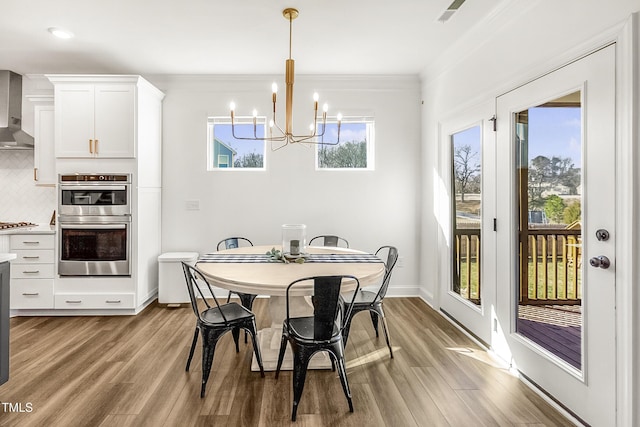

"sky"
[452, 106, 582, 169]
[527, 106, 581, 168]
[214, 123, 265, 157]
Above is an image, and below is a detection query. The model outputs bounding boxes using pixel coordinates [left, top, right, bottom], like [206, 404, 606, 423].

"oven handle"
[60, 185, 127, 191]
[60, 223, 127, 230]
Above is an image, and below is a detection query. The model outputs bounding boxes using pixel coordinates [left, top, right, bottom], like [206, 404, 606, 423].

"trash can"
[158, 252, 199, 304]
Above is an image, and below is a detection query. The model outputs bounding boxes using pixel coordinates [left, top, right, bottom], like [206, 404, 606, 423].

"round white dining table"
[196, 245, 385, 371]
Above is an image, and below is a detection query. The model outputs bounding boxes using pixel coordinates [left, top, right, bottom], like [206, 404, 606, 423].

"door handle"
[89, 139, 94, 154]
[589, 255, 611, 269]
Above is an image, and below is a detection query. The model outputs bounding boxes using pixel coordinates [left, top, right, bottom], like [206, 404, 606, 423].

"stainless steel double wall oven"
[58, 173, 132, 276]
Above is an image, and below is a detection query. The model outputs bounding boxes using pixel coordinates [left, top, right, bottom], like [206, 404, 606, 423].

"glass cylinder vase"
[282, 224, 307, 255]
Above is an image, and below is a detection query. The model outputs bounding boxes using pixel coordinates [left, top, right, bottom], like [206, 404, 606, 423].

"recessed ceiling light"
[48, 27, 74, 39]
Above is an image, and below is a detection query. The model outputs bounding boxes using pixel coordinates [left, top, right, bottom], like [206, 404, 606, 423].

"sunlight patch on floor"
[345, 347, 399, 369]
[446, 346, 510, 370]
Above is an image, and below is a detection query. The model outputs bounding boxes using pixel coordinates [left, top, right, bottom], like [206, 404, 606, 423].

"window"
[315, 117, 374, 170]
[207, 117, 266, 170]
[451, 125, 482, 306]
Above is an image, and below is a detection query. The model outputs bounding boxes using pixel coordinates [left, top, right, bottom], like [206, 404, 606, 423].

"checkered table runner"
[198, 253, 382, 264]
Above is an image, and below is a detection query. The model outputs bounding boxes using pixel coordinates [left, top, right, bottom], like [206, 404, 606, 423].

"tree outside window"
[315, 118, 374, 170]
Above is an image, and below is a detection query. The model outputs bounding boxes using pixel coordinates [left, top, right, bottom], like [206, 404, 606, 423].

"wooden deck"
[0, 298, 575, 426]
[517, 304, 582, 369]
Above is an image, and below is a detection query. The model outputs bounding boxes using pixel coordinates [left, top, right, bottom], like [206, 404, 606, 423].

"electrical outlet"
[185, 200, 200, 210]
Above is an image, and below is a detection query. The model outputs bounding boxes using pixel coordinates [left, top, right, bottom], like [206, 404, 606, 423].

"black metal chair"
[308, 235, 350, 248]
[182, 262, 264, 397]
[342, 246, 398, 358]
[275, 275, 360, 421]
[218, 237, 258, 343]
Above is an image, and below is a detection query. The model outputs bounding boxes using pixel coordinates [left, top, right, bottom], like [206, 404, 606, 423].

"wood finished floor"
[0, 298, 575, 427]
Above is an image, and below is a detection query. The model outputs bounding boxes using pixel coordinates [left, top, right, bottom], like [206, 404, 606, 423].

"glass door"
[495, 45, 616, 426]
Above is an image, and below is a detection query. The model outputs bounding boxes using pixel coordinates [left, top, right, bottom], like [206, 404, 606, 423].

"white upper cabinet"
[47, 75, 162, 159]
[93, 85, 136, 157]
[52, 81, 135, 158]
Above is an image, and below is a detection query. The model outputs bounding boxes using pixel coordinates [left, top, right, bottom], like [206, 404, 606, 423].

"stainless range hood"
[0, 71, 34, 150]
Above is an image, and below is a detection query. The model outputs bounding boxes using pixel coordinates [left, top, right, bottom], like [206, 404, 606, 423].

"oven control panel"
[59, 174, 130, 183]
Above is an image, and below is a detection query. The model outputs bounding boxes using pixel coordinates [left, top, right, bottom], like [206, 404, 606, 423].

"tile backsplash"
[0, 150, 56, 223]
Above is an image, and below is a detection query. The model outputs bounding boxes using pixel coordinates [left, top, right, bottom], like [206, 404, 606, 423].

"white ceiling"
[0, 0, 504, 76]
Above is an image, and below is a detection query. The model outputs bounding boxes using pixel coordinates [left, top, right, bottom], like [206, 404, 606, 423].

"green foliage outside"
[457, 260, 480, 303]
[544, 195, 566, 223]
[234, 152, 264, 168]
[527, 154, 582, 224]
[318, 141, 367, 168]
[528, 155, 580, 207]
[527, 260, 581, 300]
[563, 201, 581, 224]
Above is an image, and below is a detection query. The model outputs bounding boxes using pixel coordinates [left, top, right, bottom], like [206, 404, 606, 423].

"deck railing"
[453, 227, 582, 306]
[522, 228, 581, 305]
[453, 228, 481, 304]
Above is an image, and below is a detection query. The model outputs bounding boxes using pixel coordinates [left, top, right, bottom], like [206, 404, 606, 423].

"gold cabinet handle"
[89, 139, 94, 154]
[34, 167, 38, 181]
[95, 139, 99, 155]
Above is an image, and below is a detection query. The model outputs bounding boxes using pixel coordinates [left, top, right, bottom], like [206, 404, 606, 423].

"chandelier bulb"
[230, 102, 236, 112]
[272, 83, 278, 93]
[337, 113, 343, 122]
[309, 123, 314, 131]
[323, 103, 328, 113]
[313, 92, 319, 102]
[269, 119, 274, 128]
[252, 109, 258, 118]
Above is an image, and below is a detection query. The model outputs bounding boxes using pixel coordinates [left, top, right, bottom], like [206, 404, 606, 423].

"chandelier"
[229, 8, 342, 150]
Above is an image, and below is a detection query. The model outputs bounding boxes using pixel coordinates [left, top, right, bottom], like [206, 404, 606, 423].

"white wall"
[149, 74, 421, 295]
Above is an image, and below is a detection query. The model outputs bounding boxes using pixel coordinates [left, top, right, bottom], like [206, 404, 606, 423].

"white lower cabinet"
[10, 279, 54, 309]
[54, 293, 135, 309]
[11, 264, 55, 279]
[9, 234, 55, 309]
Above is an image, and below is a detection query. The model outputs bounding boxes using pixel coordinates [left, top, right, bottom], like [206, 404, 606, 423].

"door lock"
[589, 255, 611, 269]
[595, 229, 610, 241]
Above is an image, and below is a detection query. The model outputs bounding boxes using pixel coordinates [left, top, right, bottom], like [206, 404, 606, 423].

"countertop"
[0, 224, 56, 235]
[0, 254, 16, 263]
